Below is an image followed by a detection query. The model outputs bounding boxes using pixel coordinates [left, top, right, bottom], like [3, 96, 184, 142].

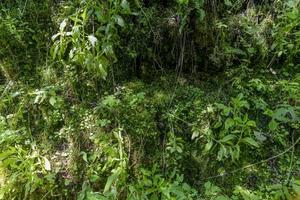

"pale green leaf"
[224, 0, 232, 6]
[254, 131, 267, 142]
[43, 157, 51, 171]
[88, 35, 98, 47]
[59, 20, 67, 31]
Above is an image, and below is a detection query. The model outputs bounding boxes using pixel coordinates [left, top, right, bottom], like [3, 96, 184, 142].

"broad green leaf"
[241, 137, 259, 148]
[220, 134, 236, 143]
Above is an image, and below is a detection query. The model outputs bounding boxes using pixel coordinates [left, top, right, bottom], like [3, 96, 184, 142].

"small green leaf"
[82, 152, 88, 162]
[254, 131, 267, 142]
[197, 9, 205, 21]
[225, 118, 235, 130]
[217, 145, 227, 161]
[191, 130, 199, 140]
[86, 191, 102, 200]
[49, 96, 56, 106]
[88, 35, 98, 47]
[178, 0, 189, 5]
[215, 195, 230, 200]
[43, 157, 51, 171]
[224, 0, 232, 6]
[225, 47, 246, 56]
[82, 8, 88, 23]
[115, 15, 125, 27]
[102, 95, 119, 107]
[268, 119, 278, 131]
[220, 134, 236, 143]
[51, 33, 60, 41]
[246, 120, 256, 127]
[176, 146, 183, 153]
[204, 141, 213, 152]
[104, 172, 120, 193]
[215, 103, 226, 110]
[59, 19, 67, 31]
[240, 100, 250, 109]
[263, 109, 274, 117]
[292, 180, 300, 195]
[204, 181, 221, 195]
[214, 120, 222, 129]
[234, 116, 243, 124]
[121, 0, 131, 12]
[232, 145, 240, 160]
[223, 107, 231, 116]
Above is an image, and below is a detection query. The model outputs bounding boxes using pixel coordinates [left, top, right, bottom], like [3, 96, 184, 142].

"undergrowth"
[0, 0, 300, 199]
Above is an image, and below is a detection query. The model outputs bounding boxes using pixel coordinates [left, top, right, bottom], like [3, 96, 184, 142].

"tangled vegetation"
[0, 0, 300, 199]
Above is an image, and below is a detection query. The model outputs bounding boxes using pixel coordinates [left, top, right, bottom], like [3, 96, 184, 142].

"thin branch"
[205, 136, 300, 180]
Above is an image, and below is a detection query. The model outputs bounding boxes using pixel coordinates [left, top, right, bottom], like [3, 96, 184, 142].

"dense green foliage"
[1, 0, 300, 199]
